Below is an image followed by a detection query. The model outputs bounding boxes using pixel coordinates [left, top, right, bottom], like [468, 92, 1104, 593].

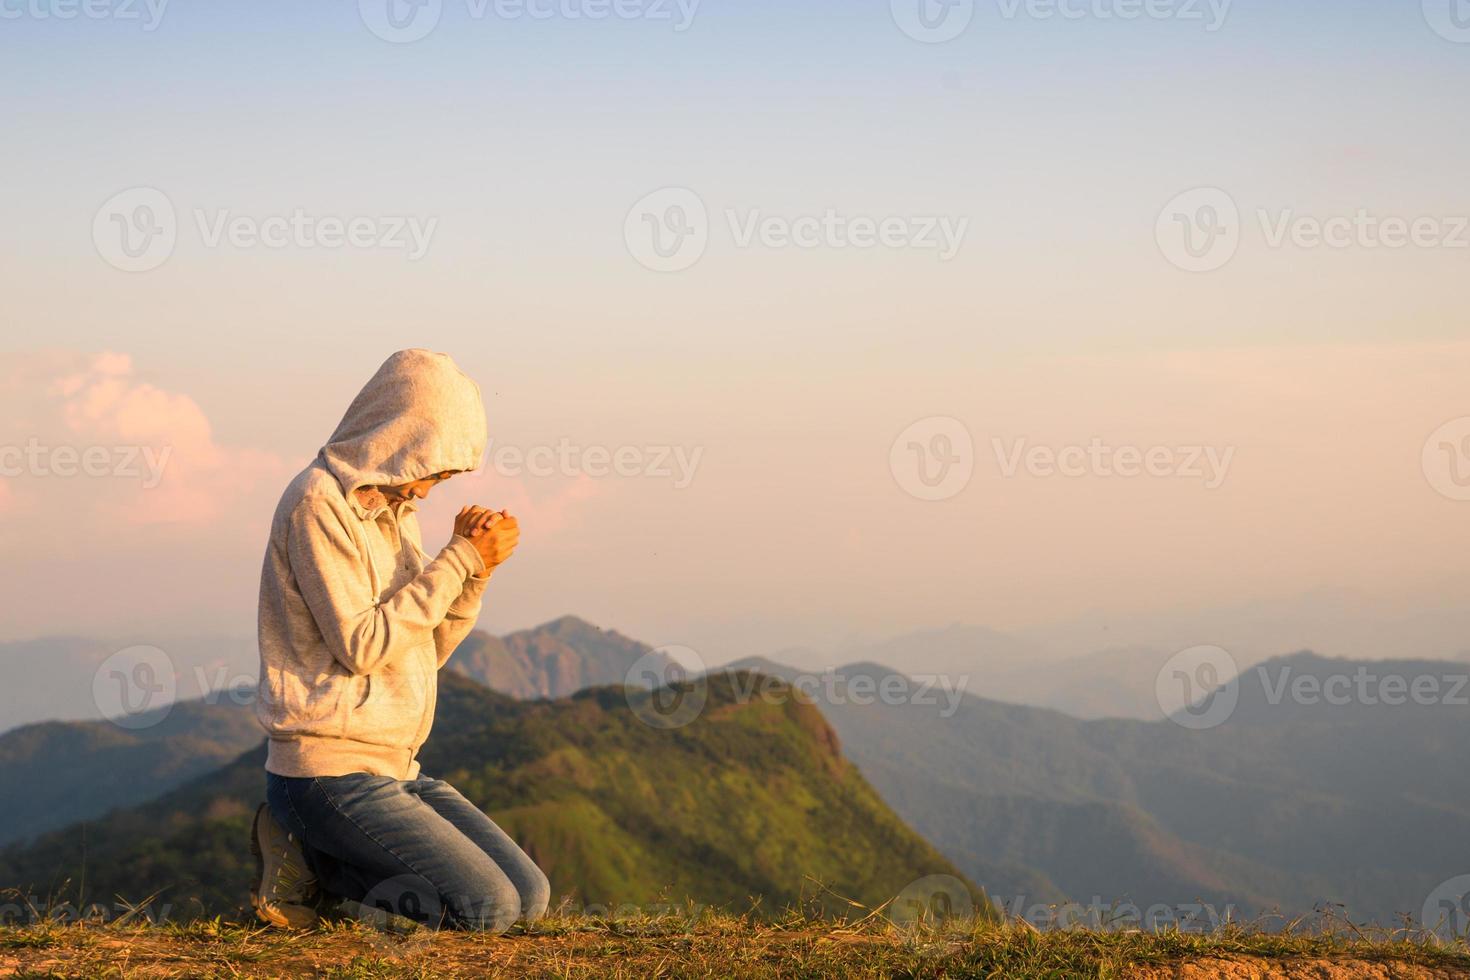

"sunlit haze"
[3, 0, 1468, 669]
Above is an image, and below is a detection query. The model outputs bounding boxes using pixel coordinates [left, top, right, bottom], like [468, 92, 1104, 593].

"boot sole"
[250, 804, 319, 930]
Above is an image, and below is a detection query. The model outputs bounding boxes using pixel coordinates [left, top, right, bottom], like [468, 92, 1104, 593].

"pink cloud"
[2, 350, 290, 526]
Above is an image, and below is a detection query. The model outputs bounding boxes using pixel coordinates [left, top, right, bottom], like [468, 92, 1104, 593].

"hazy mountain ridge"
[0, 672, 983, 921]
[0, 634, 258, 735]
[0, 616, 672, 847]
[0, 617, 665, 735]
[7, 616, 1464, 928]
[777, 620, 1470, 722]
[722, 652, 1470, 925]
[759, 626, 1181, 721]
[0, 695, 262, 848]
[10, 614, 1465, 736]
[446, 615, 676, 700]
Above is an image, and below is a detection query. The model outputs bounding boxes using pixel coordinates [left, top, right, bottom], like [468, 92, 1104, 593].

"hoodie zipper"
[384, 504, 436, 764]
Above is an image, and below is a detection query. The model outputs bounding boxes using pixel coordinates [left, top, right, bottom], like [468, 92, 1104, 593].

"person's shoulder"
[273, 461, 350, 525]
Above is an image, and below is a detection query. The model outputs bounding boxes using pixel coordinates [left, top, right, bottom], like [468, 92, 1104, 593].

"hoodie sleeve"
[286, 494, 482, 676]
[434, 569, 491, 667]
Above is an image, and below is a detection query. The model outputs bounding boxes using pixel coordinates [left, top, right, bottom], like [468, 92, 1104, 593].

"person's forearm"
[291, 500, 483, 676]
[435, 566, 492, 666]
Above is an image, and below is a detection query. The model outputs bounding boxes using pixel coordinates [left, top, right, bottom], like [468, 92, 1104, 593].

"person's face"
[381, 470, 459, 502]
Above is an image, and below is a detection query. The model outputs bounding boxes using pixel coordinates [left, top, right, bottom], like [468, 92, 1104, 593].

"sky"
[1, 0, 1468, 666]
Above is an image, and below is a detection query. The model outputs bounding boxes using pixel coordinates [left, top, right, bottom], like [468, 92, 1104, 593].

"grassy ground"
[3, 910, 1470, 979]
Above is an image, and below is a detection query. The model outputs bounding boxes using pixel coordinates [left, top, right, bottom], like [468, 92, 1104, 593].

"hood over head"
[320, 349, 487, 498]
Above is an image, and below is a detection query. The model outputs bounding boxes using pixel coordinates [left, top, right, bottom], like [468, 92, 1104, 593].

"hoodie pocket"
[343, 645, 433, 747]
[269, 659, 354, 734]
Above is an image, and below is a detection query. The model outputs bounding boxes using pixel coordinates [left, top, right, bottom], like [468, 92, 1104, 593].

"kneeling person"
[250, 349, 549, 932]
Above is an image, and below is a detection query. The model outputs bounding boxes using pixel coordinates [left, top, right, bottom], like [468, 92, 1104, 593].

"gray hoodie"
[256, 350, 490, 779]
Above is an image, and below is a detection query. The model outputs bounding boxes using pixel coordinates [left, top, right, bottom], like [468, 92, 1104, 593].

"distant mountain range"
[0, 694, 261, 848]
[715, 651, 1470, 926]
[0, 617, 670, 736]
[446, 614, 676, 700]
[0, 671, 982, 922]
[1018, 592, 1470, 670]
[11, 615, 1463, 734]
[0, 614, 676, 850]
[0, 634, 258, 735]
[780, 620, 1470, 722]
[775, 626, 1173, 721]
[6, 614, 1466, 928]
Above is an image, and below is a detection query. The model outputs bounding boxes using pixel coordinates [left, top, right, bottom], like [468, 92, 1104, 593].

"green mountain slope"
[0, 672, 983, 922]
[0, 617, 667, 847]
[721, 655, 1470, 926]
[0, 695, 262, 848]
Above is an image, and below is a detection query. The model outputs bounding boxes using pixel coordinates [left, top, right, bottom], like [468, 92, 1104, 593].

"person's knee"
[448, 879, 520, 934]
[518, 867, 551, 923]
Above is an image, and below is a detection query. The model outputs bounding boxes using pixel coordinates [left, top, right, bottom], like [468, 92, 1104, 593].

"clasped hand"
[452, 506, 520, 574]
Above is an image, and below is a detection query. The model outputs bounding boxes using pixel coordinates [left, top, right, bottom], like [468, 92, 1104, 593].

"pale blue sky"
[2, 1, 1468, 661]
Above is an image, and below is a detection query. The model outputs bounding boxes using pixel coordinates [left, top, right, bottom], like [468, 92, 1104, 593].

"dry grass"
[3, 910, 1470, 979]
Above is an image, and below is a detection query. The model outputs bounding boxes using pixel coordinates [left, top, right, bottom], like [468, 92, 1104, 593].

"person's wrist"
[469, 541, 496, 577]
[450, 534, 487, 573]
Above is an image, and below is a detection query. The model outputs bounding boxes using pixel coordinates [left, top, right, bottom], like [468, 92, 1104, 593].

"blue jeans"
[267, 772, 550, 933]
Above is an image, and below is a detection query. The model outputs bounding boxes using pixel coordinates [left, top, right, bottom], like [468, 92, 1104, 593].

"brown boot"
[249, 803, 320, 929]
